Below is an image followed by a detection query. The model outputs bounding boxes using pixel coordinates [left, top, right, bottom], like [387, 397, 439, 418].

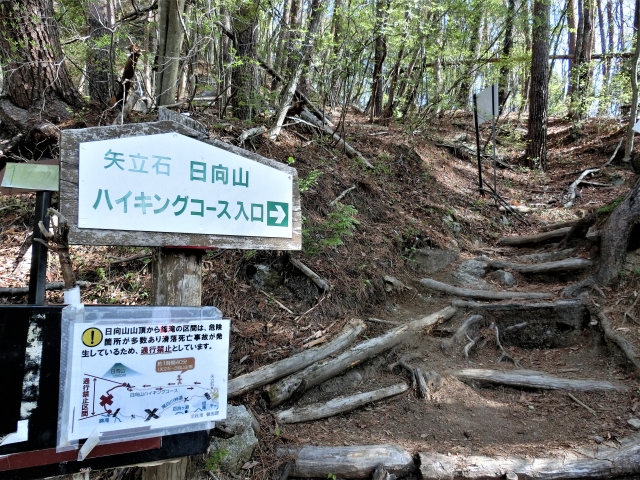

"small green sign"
[267, 201, 289, 227]
[1, 163, 59, 191]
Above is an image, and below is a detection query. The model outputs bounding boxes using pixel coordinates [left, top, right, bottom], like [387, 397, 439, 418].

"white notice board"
[475, 84, 499, 127]
[78, 133, 293, 238]
[58, 306, 229, 446]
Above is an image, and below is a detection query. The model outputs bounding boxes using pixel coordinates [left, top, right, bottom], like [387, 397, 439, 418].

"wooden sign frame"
[60, 121, 301, 249]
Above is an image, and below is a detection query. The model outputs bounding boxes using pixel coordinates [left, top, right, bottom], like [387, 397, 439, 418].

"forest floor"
[1, 107, 640, 479]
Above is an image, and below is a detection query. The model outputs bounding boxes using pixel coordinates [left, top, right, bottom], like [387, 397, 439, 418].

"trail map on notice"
[65, 320, 229, 441]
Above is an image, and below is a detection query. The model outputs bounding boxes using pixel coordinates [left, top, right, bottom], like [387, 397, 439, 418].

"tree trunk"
[0, 0, 83, 110]
[87, 0, 115, 105]
[623, 0, 640, 162]
[269, 0, 324, 140]
[567, 0, 578, 96]
[231, 1, 259, 120]
[569, 0, 595, 121]
[156, 0, 186, 106]
[498, 0, 516, 110]
[525, 0, 550, 170]
[596, 177, 640, 285]
[458, 5, 483, 108]
[271, 0, 292, 91]
[370, 0, 389, 119]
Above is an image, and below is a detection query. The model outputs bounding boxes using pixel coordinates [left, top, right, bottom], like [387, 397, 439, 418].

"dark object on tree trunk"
[596, 177, 640, 285]
[110, 44, 142, 107]
[420, 433, 640, 479]
[450, 368, 627, 391]
[278, 444, 415, 478]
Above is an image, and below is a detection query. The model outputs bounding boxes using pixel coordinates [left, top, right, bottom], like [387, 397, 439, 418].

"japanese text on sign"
[65, 319, 230, 442]
[78, 133, 292, 238]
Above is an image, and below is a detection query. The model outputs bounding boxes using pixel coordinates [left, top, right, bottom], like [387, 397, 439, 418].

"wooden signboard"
[59, 121, 301, 249]
[0, 305, 210, 480]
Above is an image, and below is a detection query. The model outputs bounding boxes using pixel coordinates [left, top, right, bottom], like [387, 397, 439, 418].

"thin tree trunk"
[499, 0, 516, 110]
[156, 0, 186, 106]
[623, 0, 640, 162]
[269, 0, 325, 139]
[231, 2, 259, 120]
[567, 0, 578, 96]
[272, 0, 292, 91]
[525, 0, 550, 170]
[87, 0, 115, 105]
[370, 0, 389, 119]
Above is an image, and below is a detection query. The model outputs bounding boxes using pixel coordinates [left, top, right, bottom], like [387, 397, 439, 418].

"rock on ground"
[209, 405, 259, 474]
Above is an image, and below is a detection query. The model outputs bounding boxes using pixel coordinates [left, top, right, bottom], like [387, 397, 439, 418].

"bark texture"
[596, 178, 640, 285]
[87, 0, 115, 104]
[0, 0, 83, 109]
[156, 0, 186, 106]
[525, 0, 550, 169]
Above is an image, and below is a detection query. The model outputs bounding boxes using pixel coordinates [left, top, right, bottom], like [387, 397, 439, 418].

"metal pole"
[28, 191, 51, 305]
[473, 94, 484, 195]
[491, 84, 498, 202]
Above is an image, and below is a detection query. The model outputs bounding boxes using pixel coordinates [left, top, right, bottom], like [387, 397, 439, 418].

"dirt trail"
[266, 244, 639, 465]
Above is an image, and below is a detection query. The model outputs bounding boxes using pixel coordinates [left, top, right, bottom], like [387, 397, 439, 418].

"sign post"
[0, 159, 59, 305]
[54, 120, 301, 478]
[473, 84, 499, 199]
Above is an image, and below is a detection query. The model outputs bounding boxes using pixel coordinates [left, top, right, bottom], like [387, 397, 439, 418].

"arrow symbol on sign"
[269, 205, 286, 225]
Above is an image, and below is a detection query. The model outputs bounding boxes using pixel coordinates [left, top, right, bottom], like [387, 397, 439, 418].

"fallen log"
[597, 311, 640, 376]
[268, 306, 456, 407]
[228, 319, 365, 398]
[498, 227, 572, 246]
[420, 433, 640, 479]
[450, 368, 628, 392]
[440, 314, 485, 352]
[420, 278, 552, 301]
[539, 219, 579, 232]
[278, 444, 415, 478]
[487, 258, 593, 274]
[289, 257, 330, 291]
[564, 168, 600, 208]
[299, 109, 374, 168]
[274, 383, 408, 424]
[451, 299, 585, 312]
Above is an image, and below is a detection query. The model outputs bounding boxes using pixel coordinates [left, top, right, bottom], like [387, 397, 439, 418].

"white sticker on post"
[633, 119, 640, 134]
[62, 318, 229, 442]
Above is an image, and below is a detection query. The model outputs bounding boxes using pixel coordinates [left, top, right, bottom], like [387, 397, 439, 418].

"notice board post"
[148, 248, 203, 480]
[58, 119, 301, 478]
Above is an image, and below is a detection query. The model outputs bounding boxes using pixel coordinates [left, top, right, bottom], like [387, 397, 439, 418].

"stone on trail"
[209, 405, 259, 474]
[409, 248, 459, 274]
[490, 269, 517, 286]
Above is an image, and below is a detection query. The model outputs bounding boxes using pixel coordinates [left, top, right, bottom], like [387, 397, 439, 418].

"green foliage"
[328, 474, 337, 480]
[322, 204, 360, 248]
[299, 170, 322, 193]
[303, 204, 360, 254]
[204, 449, 228, 472]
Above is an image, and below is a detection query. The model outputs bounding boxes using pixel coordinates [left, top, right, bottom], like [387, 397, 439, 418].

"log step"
[450, 368, 628, 392]
[498, 227, 571, 246]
